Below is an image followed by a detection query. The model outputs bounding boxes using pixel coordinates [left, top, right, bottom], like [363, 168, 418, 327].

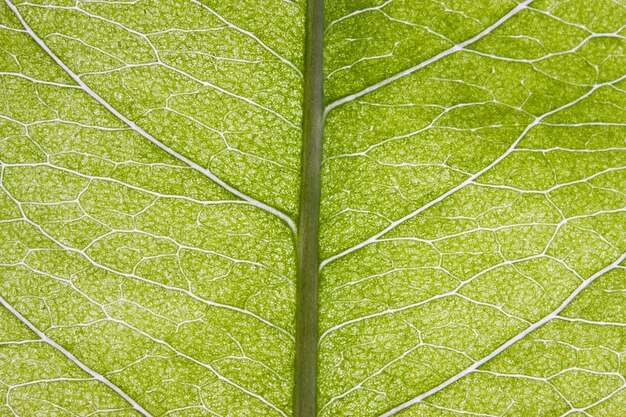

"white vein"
[379, 250, 626, 416]
[0, 178, 290, 416]
[321, 70, 626, 269]
[325, 0, 533, 113]
[186, 0, 303, 77]
[3, 0, 296, 234]
[0, 294, 154, 417]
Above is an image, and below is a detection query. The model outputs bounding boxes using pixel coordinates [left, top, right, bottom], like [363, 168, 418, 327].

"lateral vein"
[378, 251, 626, 416]
[3, 0, 296, 234]
[320, 70, 626, 269]
[324, 0, 532, 113]
[0, 294, 154, 417]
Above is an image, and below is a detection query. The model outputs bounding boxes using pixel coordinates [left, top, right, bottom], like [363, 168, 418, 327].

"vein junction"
[2, 0, 626, 416]
[0, 0, 302, 415]
[318, 0, 626, 415]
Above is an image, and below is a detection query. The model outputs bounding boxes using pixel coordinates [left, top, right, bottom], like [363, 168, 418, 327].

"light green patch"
[2, 0, 626, 416]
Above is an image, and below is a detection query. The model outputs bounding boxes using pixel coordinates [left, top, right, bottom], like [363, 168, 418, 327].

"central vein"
[294, 0, 324, 415]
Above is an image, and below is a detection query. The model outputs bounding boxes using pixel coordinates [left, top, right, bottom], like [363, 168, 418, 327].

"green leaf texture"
[2, 0, 626, 416]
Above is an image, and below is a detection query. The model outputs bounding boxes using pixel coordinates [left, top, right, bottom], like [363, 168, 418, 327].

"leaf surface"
[2, 0, 626, 416]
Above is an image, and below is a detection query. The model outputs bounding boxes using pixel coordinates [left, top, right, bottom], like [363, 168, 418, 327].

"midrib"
[294, 0, 324, 415]
[294, 2, 533, 415]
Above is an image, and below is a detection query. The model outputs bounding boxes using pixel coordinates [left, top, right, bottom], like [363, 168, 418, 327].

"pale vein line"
[325, 0, 532, 113]
[0, 294, 154, 417]
[186, 0, 303, 77]
[555, 317, 626, 327]
[3, 0, 296, 234]
[379, 251, 626, 417]
[0, 71, 79, 87]
[327, 0, 394, 29]
[320, 71, 626, 270]
[0, 173, 294, 338]
[0, 180, 289, 415]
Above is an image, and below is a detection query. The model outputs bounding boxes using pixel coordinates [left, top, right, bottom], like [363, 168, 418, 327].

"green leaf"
[1, 0, 626, 416]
